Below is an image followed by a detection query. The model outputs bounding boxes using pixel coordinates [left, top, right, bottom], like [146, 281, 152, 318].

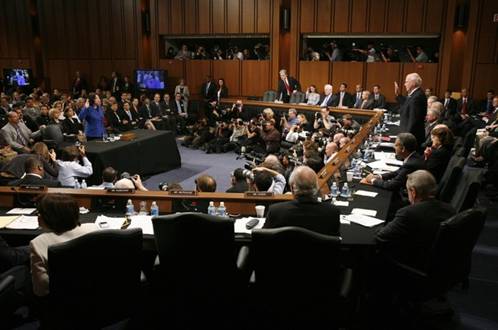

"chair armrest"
[339, 268, 353, 299]
[236, 246, 250, 271]
[390, 258, 428, 281]
[0, 275, 15, 294]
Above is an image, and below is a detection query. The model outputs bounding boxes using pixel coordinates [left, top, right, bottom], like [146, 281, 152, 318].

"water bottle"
[150, 201, 159, 217]
[126, 199, 134, 216]
[81, 179, 87, 189]
[331, 182, 338, 197]
[341, 183, 351, 198]
[139, 201, 147, 215]
[74, 178, 80, 189]
[217, 202, 227, 217]
[207, 201, 217, 216]
[381, 123, 387, 133]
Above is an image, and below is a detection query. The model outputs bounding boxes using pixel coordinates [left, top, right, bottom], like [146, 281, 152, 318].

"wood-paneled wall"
[296, 0, 445, 34]
[155, 0, 272, 35]
[0, 0, 33, 76]
[37, 0, 139, 90]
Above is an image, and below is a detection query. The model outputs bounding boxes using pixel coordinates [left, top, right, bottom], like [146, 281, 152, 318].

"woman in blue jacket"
[78, 93, 105, 140]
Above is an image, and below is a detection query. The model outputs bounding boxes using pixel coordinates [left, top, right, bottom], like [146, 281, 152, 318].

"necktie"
[321, 95, 330, 107]
[205, 82, 210, 96]
[445, 99, 449, 107]
[284, 79, 291, 95]
[147, 106, 151, 117]
[126, 110, 132, 121]
[339, 93, 344, 107]
[15, 125, 27, 146]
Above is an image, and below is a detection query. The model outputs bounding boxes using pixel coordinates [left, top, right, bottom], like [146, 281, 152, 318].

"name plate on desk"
[106, 188, 135, 193]
[169, 190, 197, 196]
[19, 185, 46, 191]
[244, 191, 274, 197]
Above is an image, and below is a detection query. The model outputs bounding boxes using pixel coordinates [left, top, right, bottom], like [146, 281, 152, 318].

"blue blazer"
[79, 105, 105, 138]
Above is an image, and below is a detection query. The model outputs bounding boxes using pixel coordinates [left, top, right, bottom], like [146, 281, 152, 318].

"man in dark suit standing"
[376, 170, 456, 270]
[370, 85, 387, 109]
[201, 75, 217, 101]
[277, 69, 301, 103]
[441, 90, 457, 121]
[9, 157, 61, 187]
[395, 73, 427, 146]
[332, 83, 354, 108]
[263, 166, 340, 236]
[108, 71, 122, 99]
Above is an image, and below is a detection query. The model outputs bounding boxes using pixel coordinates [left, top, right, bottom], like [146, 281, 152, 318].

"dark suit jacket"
[150, 101, 163, 117]
[61, 118, 83, 135]
[139, 105, 153, 119]
[263, 197, 340, 236]
[201, 81, 217, 100]
[456, 97, 476, 115]
[9, 173, 61, 187]
[0, 236, 29, 273]
[397, 88, 427, 146]
[277, 77, 301, 103]
[374, 153, 425, 193]
[370, 93, 387, 109]
[441, 97, 457, 118]
[376, 199, 456, 270]
[225, 181, 249, 193]
[332, 92, 354, 108]
[105, 111, 126, 132]
[118, 108, 140, 123]
[425, 145, 452, 182]
[318, 93, 338, 107]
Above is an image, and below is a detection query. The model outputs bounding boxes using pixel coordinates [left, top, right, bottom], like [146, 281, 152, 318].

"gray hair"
[427, 95, 438, 104]
[406, 73, 423, 87]
[288, 108, 297, 115]
[289, 166, 319, 198]
[430, 101, 444, 113]
[406, 170, 437, 199]
[427, 108, 441, 118]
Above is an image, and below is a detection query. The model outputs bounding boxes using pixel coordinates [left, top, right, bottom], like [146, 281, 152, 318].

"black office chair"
[263, 90, 278, 102]
[456, 127, 477, 158]
[251, 227, 353, 329]
[450, 168, 484, 212]
[41, 124, 64, 150]
[152, 212, 242, 329]
[0, 274, 16, 326]
[437, 155, 465, 202]
[289, 91, 305, 104]
[47, 228, 143, 330]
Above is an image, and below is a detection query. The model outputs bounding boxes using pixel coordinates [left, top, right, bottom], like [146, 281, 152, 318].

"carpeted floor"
[143, 140, 247, 192]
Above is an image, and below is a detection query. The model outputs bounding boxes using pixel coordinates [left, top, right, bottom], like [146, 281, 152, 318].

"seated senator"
[376, 170, 456, 271]
[30, 194, 98, 296]
[263, 165, 340, 236]
[9, 156, 61, 187]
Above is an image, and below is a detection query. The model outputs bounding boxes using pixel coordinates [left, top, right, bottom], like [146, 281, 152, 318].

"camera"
[158, 182, 169, 191]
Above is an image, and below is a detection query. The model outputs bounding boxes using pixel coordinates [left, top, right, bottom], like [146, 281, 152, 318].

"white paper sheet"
[333, 200, 349, 207]
[128, 215, 154, 235]
[6, 215, 39, 229]
[95, 215, 126, 230]
[374, 151, 396, 161]
[6, 208, 36, 215]
[367, 160, 400, 172]
[340, 215, 351, 225]
[351, 208, 378, 217]
[344, 214, 384, 227]
[234, 217, 265, 235]
[354, 190, 379, 197]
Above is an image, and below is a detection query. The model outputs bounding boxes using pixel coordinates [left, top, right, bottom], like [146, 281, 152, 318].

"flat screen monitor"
[134, 69, 167, 91]
[3, 68, 32, 87]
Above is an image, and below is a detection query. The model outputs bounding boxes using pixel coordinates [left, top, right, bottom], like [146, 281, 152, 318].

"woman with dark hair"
[216, 78, 228, 102]
[30, 194, 98, 296]
[78, 93, 105, 140]
[424, 124, 454, 181]
[61, 107, 84, 136]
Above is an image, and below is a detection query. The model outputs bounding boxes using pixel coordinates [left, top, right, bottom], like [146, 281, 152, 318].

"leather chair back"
[437, 155, 465, 202]
[263, 90, 278, 102]
[48, 228, 143, 329]
[289, 91, 305, 104]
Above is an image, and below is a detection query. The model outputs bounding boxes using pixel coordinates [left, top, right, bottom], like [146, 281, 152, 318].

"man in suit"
[422, 103, 442, 148]
[361, 133, 425, 199]
[9, 156, 61, 187]
[108, 71, 122, 98]
[456, 88, 476, 116]
[440, 89, 457, 121]
[117, 101, 139, 129]
[359, 91, 375, 109]
[480, 89, 495, 114]
[332, 83, 354, 108]
[318, 84, 337, 108]
[376, 170, 456, 270]
[277, 69, 301, 103]
[370, 85, 387, 109]
[1, 111, 41, 153]
[263, 165, 340, 236]
[395, 73, 427, 147]
[171, 92, 188, 133]
[353, 84, 363, 108]
[106, 103, 128, 132]
[201, 75, 217, 101]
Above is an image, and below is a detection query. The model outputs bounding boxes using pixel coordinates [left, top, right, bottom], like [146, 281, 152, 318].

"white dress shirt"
[56, 157, 93, 187]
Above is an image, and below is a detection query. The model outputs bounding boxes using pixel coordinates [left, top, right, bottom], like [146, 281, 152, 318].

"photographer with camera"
[313, 107, 336, 132]
[206, 121, 233, 154]
[114, 173, 148, 191]
[226, 168, 250, 193]
[260, 119, 281, 155]
[280, 108, 299, 132]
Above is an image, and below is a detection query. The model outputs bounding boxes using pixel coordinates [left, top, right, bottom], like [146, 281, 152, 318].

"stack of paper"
[6, 208, 36, 215]
[0, 216, 20, 229]
[351, 208, 377, 217]
[6, 215, 39, 230]
[95, 215, 126, 230]
[344, 214, 384, 228]
[234, 217, 265, 235]
[354, 190, 378, 198]
[367, 160, 400, 172]
[128, 215, 154, 235]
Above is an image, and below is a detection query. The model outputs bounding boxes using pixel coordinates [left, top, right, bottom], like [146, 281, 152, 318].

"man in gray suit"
[1, 111, 41, 153]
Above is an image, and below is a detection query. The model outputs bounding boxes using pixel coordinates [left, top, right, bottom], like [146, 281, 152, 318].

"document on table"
[333, 200, 349, 207]
[379, 142, 395, 148]
[344, 214, 384, 228]
[235, 217, 266, 235]
[95, 215, 126, 230]
[367, 160, 400, 172]
[0, 216, 20, 229]
[128, 215, 154, 235]
[351, 208, 377, 217]
[354, 190, 378, 198]
[374, 151, 396, 161]
[340, 215, 351, 225]
[6, 215, 39, 229]
[6, 208, 36, 215]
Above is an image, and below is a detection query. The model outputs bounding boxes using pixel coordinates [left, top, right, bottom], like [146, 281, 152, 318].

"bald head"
[289, 166, 319, 198]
